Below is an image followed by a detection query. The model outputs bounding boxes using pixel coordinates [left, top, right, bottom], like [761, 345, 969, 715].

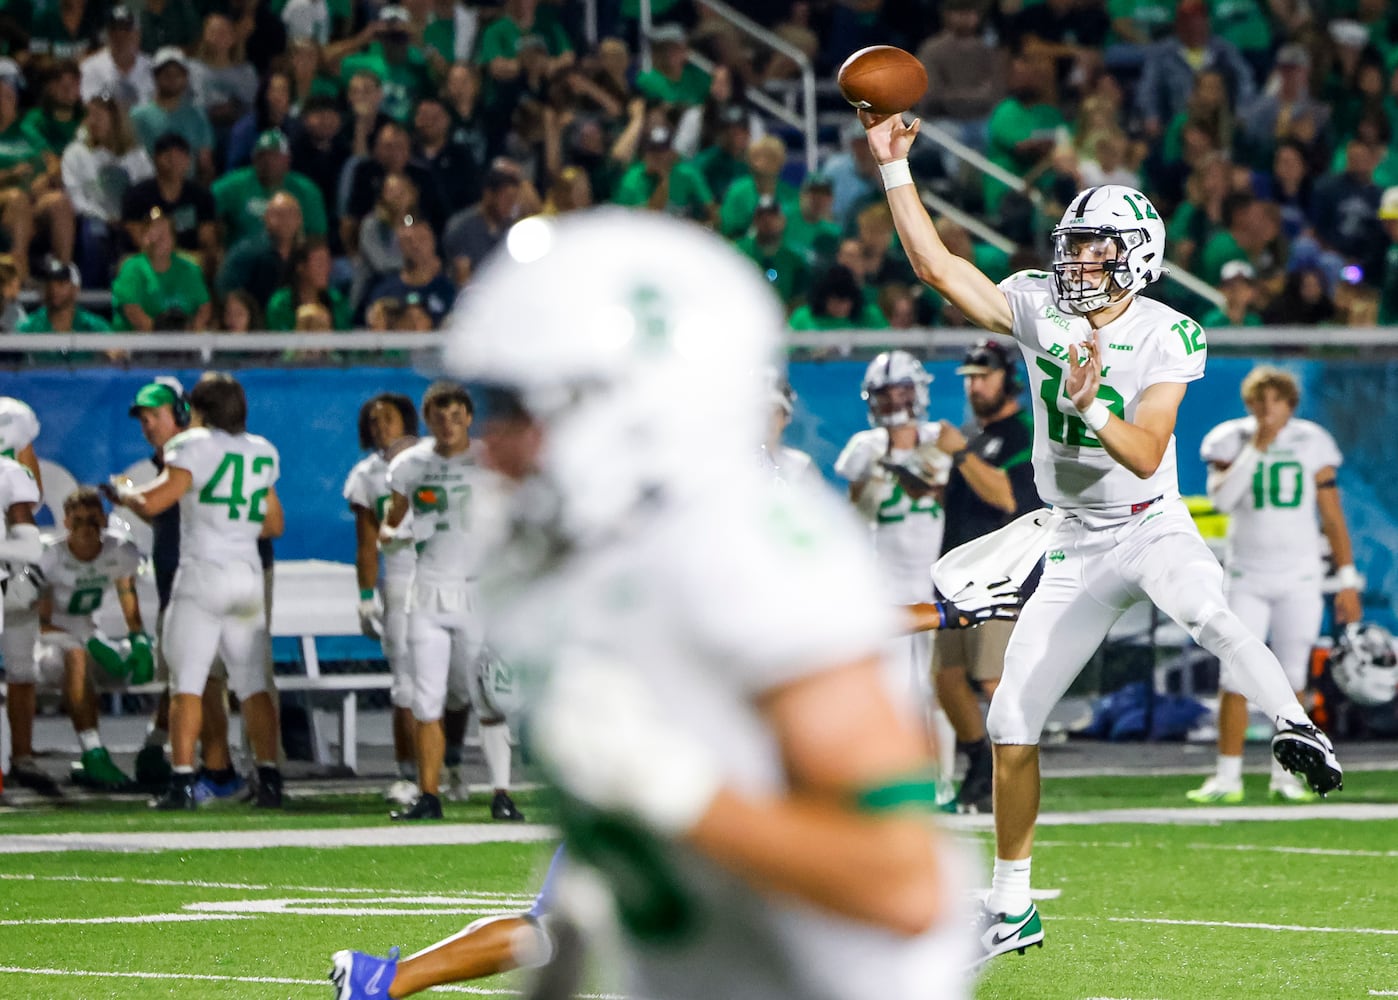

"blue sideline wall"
[12, 359, 1397, 625]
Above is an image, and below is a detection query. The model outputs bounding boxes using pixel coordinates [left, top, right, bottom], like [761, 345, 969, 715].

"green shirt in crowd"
[689, 146, 748, 203]
[788, 301, 888, 331]
[1198, 229, 1248, 286]
[613, 161, 715, 221]
[20, 107, 81, 157]
[736, 236, 810, 307]
[1207, 0, 1271, 55]
[634, 64, 712, 108]
[265, 286, 351, 331]
[340, 45, 433, 122]
[719, 176, 799, 239]
[111, 252, 210, 331]
[1380, 243, 1398, 325]
[211, 166, 328, 244]
[131, 101, 213, 164]
[985, 97, 1066, 216]
[1105, 0, 1175, 45]
[784, 213, 843, 268]
[1201, 306, 1263, 328]
[18, 307, 111, 333]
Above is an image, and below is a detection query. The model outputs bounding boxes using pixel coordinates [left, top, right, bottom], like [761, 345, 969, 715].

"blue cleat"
[192, 769, 246, 804]
[329, 947, 399, 999]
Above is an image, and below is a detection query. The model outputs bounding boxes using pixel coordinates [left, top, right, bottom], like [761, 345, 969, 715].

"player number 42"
[199, 453, 274, 522]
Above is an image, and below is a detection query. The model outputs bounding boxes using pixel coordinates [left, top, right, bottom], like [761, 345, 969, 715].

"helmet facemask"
[1051, 228, 1141, 315]
[866, 381, 925, 428]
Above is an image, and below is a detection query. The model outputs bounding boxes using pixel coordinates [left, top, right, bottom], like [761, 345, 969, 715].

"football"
[836, 45, 927, 115]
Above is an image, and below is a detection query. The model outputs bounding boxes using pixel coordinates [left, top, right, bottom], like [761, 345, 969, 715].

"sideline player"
[862, 107, 1344, 966]
[344, 393, 421, 805]
[442, 209, 994, 1000]
[116, 374, 285, 810]
[4, 489, 151, 790]
[381, 382, 522, 823]
[0, 450, 43, 794]
[931, 340, 1041, 814]
[0, 395, 42, 494]
[1189, 366, 1361, 803]
[760, 376, 819, 488]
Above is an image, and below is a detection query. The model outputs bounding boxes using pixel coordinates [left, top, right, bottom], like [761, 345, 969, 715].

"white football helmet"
[861, 350, 931, 428]
[443, 210, 784, 542]
[1051, 184, 1167, 315]
[1329, 622, 1398, 708]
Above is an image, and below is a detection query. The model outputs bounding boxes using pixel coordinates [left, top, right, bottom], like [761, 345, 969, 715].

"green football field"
[1, 774, 1396, 1000]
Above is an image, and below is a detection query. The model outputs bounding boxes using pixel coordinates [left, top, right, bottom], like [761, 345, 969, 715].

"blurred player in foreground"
[862, 108, 1344, 967]
[0, 448, 42, 796]
[1190, 366, 1361, 803]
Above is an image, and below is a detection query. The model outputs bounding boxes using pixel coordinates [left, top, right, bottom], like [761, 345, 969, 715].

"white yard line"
[1032, 840, 1398, 859]
[0, 914, 253, 926]
[1060, 916, 1398, 936]
[0, 872, 539, 901]
[0, 822, 559, 854]
[941, 802, 1398, 830]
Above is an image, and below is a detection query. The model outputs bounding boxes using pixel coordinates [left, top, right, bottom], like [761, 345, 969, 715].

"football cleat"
[329, 946, 399, 1000]
[1271, 721, 1343, 796]
[1185, 777, 1245, 804]
[391, 792, 443, 821]
[969, 902, 1044, 968]
[253, 768, 284, 809]
[193, 769, 246, 804]
[444, 764, 471, 802]
[72, 747, 136, 792]
[134, 745, 173, 792]
[8, 758, 61, 797]
[384, 779, 420, 806]
[151, 780, 197, 811]
[491, 790, 525, 822]
[1268, 774, 1319, 803]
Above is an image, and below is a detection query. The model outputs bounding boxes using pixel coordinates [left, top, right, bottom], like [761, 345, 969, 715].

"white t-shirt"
[1201, 416, 1342, 577]
[1000, 271, 1206, 526]
[0, 397, 40, 459]
[834, 423, 949, 601]
[484, 469, 967, 1000]
[164, 427, 279, 569]
[79, 49, 155, 108]
[40, 530, 142, 622]
[343, 451, 416, 580]
[387, 439, 504, 586]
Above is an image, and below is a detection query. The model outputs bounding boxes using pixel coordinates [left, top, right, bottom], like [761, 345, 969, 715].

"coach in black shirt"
[932, 339, 1040, 814]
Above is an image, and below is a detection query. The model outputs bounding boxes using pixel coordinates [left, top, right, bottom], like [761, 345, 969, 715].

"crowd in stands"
[0, 0, 1396, 343]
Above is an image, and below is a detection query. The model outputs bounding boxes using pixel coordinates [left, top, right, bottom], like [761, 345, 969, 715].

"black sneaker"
[134, 745, 172, 793]
[391, 792, 443, 821]
[1272, 721, 1343, 796]
[253, 767, 284, 809]
[8, 759, 61, 797]
[490, 790, 525, 822]
[151, 779, 197, 811]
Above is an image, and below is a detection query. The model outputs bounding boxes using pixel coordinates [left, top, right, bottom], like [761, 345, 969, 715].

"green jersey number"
[199, 453, 274, 522]
[1251, 460, 1304, 509]
[1036, 358, 1126, 448]
[876, 483, 942, 524]
[1173, 319, 1206, 356]
[1121, 191, 1159, 221]
[66, 586, 104, 615]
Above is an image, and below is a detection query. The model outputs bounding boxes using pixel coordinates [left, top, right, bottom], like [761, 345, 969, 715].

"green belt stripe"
[857, 777, 941, 812]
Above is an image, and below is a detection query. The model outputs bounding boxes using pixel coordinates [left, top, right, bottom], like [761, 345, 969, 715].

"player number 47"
[199, 453, 274, 522]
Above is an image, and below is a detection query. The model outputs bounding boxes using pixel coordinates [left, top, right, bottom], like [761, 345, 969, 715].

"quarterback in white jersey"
[1189, 366, 1360, 804]
[865, 107, 1342, 967]
[4, 488, 151, 791]
[434, 211, 980, 1000]
[344, 392, 421, 805]
[382, 381, 521, 824]
[118, 373, 285, 811]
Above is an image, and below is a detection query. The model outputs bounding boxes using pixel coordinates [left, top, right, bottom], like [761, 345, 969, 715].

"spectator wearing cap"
[266, 237, 349, 331]
[1202, 259, 1264, 327]
[18, 256, 109, 334]
[413, 95, 482, 216]
[121, 131, 218, 265]
[914, 0, 1006, 167]
[1236, 44, 1329, 171]
[442, 160, 522, 285]
[736, 195, 809, 309]
[635, 24, 711, 108]
[784, 172, 841, 268]
[28, 0, 103, 61]
[334, 6, 432, 123]
[1198, 191, 1277, 287]
[687, 103, 751, 203]
[216, 190, 304, 311]
[225, 70, 296, 171]
[61, 91, 154, 287]
[112, 208, 212, 332]
[720, 136, 797, 239]
[131, 47, 216, 185]
[213, 128, 327, 246]
[80, 6, 153, 109]
[613, 123, 717, 223]
[788, 264, 888, 331]
[984, 52, 1066, 219]
[0, 61, 76, 283]
[139, 0, 202, 54]
[22, 61, 85, 163]
[363, 213, 455, 327]
[189, 13, 259, 136]
[1377, 187, 1398, 324]
[342, 118, 443, 254]
[820, 118, 880, 231]
[1135, 0, 1255, 140]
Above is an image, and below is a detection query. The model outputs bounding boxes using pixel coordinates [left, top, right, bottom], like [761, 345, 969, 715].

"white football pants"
[163, 559, 268, 700]
[382, 572, 414, 710]
[1224, 572, 1323, 693]
[408, 580, 483, 723]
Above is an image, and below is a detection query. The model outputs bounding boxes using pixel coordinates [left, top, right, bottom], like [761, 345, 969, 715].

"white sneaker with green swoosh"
[970, 902, 1044, 968]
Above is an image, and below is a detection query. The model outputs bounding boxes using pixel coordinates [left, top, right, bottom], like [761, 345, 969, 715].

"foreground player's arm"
[116, 466, 192, 518]
[862, 112, 1013, 335]
[1068, 334, 1184, 479]
[14, 442, 42, 497]
[259, 485, 285, 539]
[1316, 465, 1362, 624]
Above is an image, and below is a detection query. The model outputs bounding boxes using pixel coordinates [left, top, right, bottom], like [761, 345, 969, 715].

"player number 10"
[1251, 460, 1303, 509]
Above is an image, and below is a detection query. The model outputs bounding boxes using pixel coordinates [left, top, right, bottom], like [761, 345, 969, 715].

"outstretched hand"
[859, 110, 921, 165]
[1066, 332, 1103, 411]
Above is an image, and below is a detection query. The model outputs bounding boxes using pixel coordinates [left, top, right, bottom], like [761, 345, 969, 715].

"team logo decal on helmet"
[861, 350, 931, 429]
[1051, 185, 1167, 315]
[1329, 621, 1398, 708]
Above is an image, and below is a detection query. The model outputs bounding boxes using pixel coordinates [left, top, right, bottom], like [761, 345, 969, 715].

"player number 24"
[1036, 358, 1125, 448]
[199, 453, 274, 522]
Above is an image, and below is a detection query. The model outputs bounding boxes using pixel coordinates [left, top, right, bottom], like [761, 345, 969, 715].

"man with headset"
[931, 339, 1041, 814]
[110, 378, 278, 800]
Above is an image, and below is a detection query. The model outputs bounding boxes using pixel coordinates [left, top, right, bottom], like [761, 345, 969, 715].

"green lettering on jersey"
[1035, 357, 1126, 448]
[1047, 549, 1065, 563]
[876, 483, 941, 524]
[1047, 342, 1068, 360]
[199, 452, 273, 521]
[1172, 318, 1206, 355]
[66, 585, 104, 615]
[1042, 306, 1071, 332]
[1251, 460, 1304, 509]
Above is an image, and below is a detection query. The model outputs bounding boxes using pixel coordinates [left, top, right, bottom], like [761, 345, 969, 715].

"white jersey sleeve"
[0, 397, 40, 458]
[834, 429, 886, 482]
[343, 457, 374, 509]
[1200, 418, 1253, 467]
[167, 428, 279, 567]
[1307, 422, 1342, 470]
[0, 455, 40, 511]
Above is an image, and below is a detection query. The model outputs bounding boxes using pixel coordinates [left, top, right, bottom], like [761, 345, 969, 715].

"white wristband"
[879, 159, 913, 190]
[1334, 564, 1362, 591]
[1081, 400, 1110, 431]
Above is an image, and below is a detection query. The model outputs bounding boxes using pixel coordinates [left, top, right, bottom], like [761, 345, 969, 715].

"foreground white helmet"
[1330, 622, 1398, 708]
[861, 350, 931, 428]
[1051, 184, 1167, 315]
[444, 209, 784, 541]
